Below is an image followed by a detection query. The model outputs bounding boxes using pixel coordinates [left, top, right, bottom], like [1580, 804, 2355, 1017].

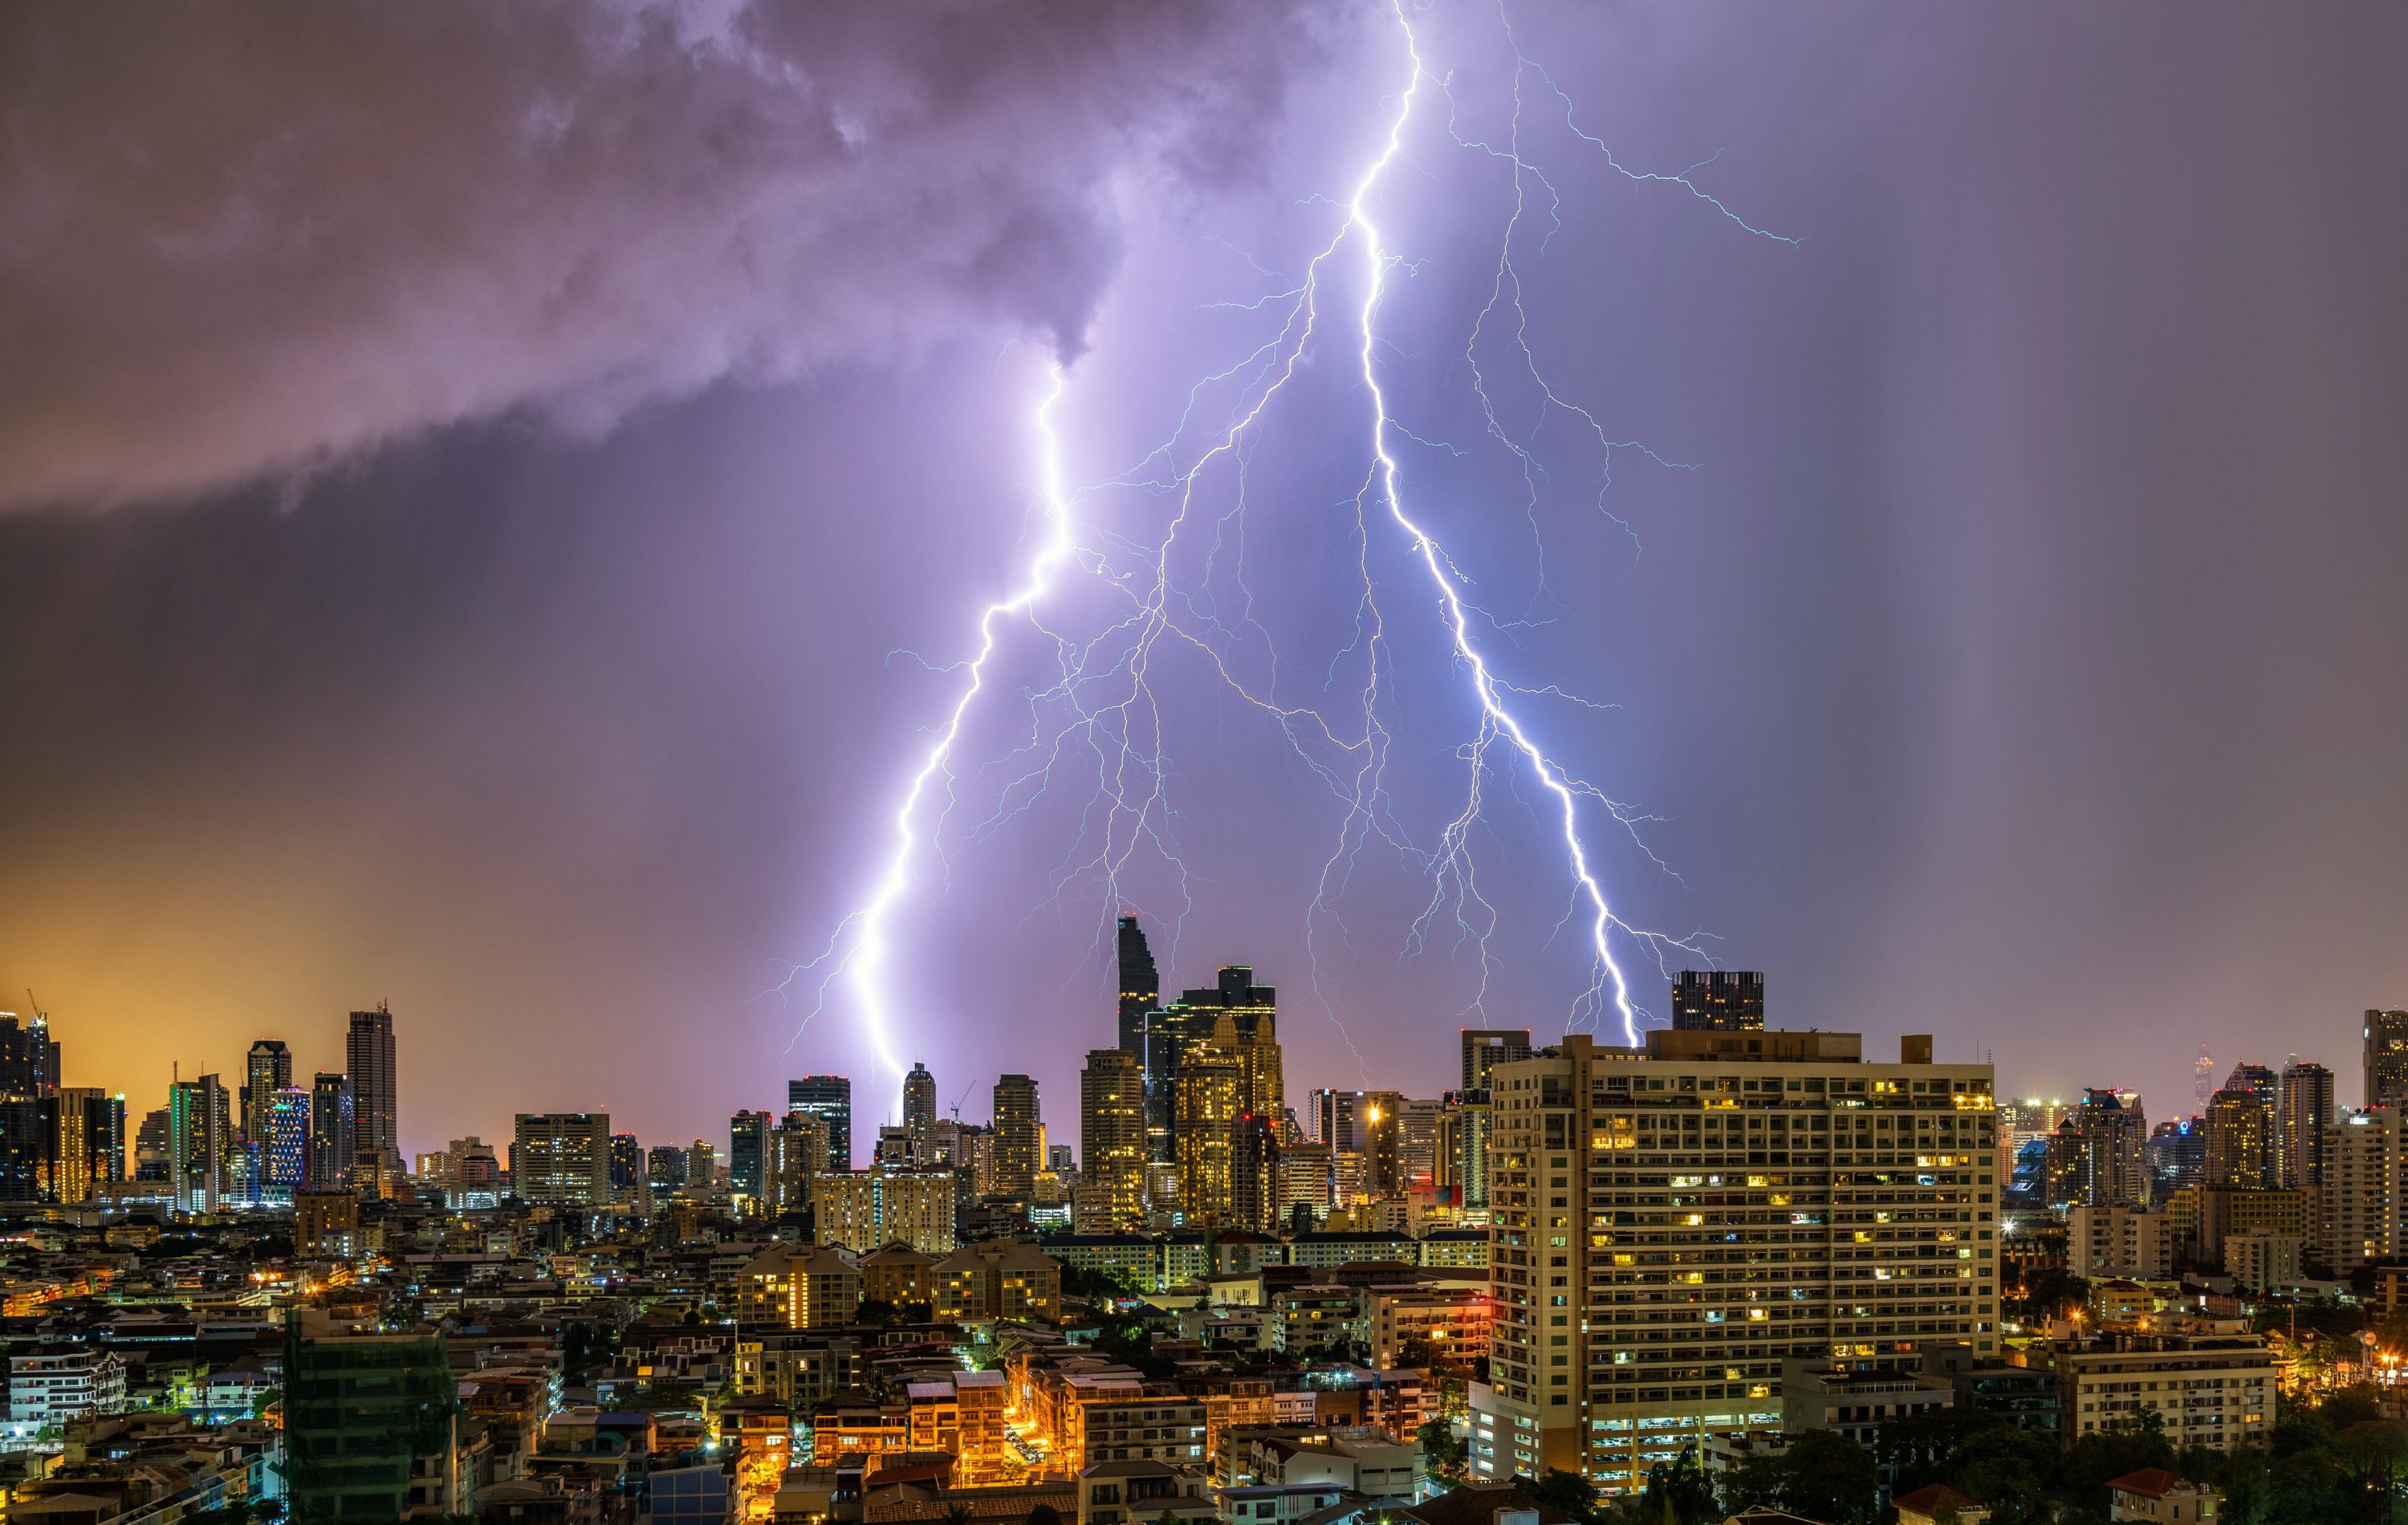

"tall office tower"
[1462, 1030, 1533, 1093]
[1116, 914, 1161, 1055]
[2194, 1046, 2217, 1116]
[2323, 1108, 2405, 1270]
[2277, 1060, 2335, 1188]
[307, 1073, 354, 1193]
[730, 1111, 770, 1206]
[608, 1133, 645, 1205]
[991, 1074, 1041, 1198]
[2069, 1088, 2150, 1205]
[0, 1099, 47, 1203]
[2223, 1062, 2276, 1112]
[345, 1007, 398, 1176]
[1470, 1029, 1998, 1491]
[1232, 1113, 1279, 1231]
[647, 1144, 687, 1194]
[0, 1012, 57, 1099]
[687, 1139, 718, 1191]
[169, 1073, 233, 1213]
[1442, 1088, 1496, 1209]
[1312, 1088, 1365, 1153]
[74, 1092, 125, 1192]
[2145, 1118, 2205, 1200]
[2368, 1011, 2408, 1109]
[514, 1113, 612, 1205]
[1669, 971, 1767, 1032]
[263, 1087, 311, 1201]
[242, 1039, 293, 1147]
[767, 1112, 828, 1214]
[903, 1063, 938, 1157]
[1173, 1046, 1243, 1225]
[1398, 1097, 1443, 1191]
[2204, 1088, 2272, 1188]
[1077, 1049, 1145, 1231]
[1363, 1091, 1405, 1196]
[787, 1076, 853, 1171]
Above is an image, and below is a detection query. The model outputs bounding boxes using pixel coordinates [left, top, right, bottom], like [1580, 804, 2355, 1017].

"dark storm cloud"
[0, 0, 1334, 510]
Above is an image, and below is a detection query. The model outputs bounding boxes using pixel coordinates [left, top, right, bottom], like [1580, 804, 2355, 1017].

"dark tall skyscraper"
[609, 1133, 643, 1201]
[345, 1006, 398, 1173]
[902, 1063, 937, 1158]
[2366, 1011, 2408, 1109]
[787, 1076, 852, 1171]
[730, 1110, 770, 1205]
[1115, 914, 1159, 1055]
[1670, 970, 1766, 1032]
[1460, 1029, 1532, 1092]
[308, 1072, 354, 1192]
[244, 1039, 292, 1147]
[0, 1012, 58, 1100]
[2278, 1060, 2334, 1189]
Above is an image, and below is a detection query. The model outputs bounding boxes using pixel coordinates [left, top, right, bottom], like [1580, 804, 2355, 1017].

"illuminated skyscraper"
[1233, 1112, 1279, 1231]
[2070, 1088, 2150, 1206]
[787, 1076, 853, 1171]
[264, 1086, 310, 1201]
[2365, 1011, 2408, 1109]
[1077, 1049, 1145, 1231]
[1363, 1090, 1405, 1196]
[307, 1073, 353, 1193]
[1173, 1046, 1242, 1225]
[647, 1144, 687, 1194]
[902, 1063, 938, 1158]
[2277, 1060, 2334, 1188]
[1670, 970, 1765, 1032]
[730, 1110, 770, 1207]
[767, 1112, 827, 1215]
[991, 1074, 1040, 1199]
[2204, 1088, 2271, 1189]
[1312, 1089, 1364, 1153]
[609, 1133, 645, 1205]
[345, 1007, 398, 1177]
[243, 1039, 292, 1147]
[169, 1073, 232, 1214]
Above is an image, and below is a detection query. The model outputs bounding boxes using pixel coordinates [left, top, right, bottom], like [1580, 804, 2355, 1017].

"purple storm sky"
[3, 2, 2406, 1160]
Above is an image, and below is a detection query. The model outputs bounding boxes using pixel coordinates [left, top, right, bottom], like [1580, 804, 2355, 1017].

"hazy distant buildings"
[787, 1076, 853, 1172]
[1670, 970, 1766, 1032]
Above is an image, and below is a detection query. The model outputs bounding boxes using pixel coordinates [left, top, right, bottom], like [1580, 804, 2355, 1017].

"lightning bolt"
[794, 0, 1784, 1075]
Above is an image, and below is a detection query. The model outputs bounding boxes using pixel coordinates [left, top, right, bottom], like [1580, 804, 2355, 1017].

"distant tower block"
[1670, 970, 1765, 1032]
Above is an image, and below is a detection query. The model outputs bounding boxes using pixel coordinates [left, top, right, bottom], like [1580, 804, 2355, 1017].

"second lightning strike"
[798, 0, 1784, 1079]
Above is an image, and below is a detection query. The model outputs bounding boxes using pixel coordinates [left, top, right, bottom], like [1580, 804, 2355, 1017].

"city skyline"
[6, 3, 2408, 1171]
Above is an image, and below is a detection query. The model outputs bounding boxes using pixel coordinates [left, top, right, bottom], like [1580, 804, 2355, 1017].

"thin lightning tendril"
[790, 0, 1784, 1076]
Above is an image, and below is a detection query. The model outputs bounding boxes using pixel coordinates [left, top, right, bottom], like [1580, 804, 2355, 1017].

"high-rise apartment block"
[991, 1074, 1041, 1199]
[813, 1165, 957, 1255]
[1470, 1029, 1997, 1490]
[1077, 1049, 1145, 1232]
[513, 1112, 612, 1206]
[2204, 1088, 2272, 1189]
[1670, 971, 1766, 1032]
[2323, 1107, 2405, 1270]
[787, 1077, 853, 1172]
